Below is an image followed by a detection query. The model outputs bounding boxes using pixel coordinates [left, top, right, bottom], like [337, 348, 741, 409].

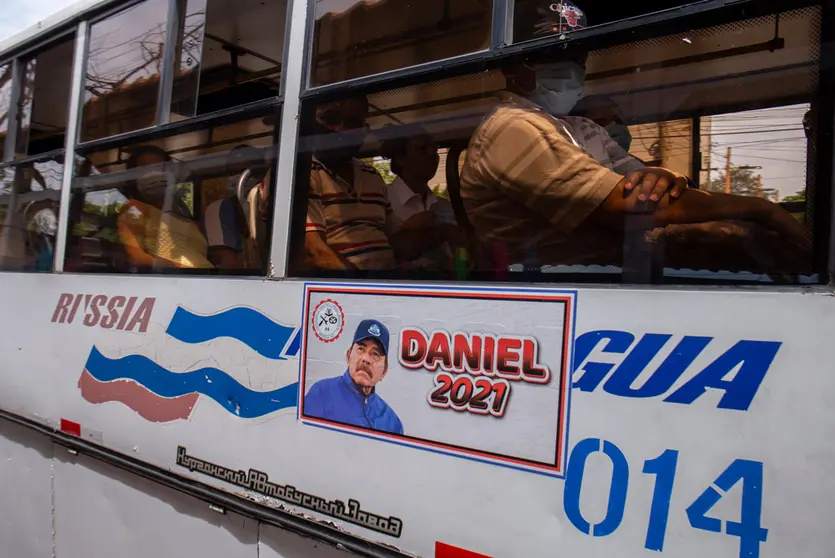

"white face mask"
[137, 171, 169, 203]
[526, 62, 586, 116]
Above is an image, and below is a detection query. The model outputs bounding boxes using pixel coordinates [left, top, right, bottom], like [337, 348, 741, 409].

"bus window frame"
[0, 0, 830, 284]
[76, 0, 295, 149]
[291, 0, 834, 285]
[299, 0, 815, 97]
[48, 0, 294, 275]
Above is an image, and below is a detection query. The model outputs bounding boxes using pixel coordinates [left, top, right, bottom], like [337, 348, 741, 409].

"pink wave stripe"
[78, 369, 198, 423]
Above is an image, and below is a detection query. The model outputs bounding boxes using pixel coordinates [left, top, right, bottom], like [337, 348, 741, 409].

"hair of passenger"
[570, 94, 623, 120]
[379, 123, 430, 176]
[122, 145, 171, 205]
[314, 94, 369, 125]
[125, 145, 170, 169]
[226, 144, 263, 173]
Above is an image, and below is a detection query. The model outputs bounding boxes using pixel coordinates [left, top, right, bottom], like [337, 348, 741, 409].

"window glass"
[310, 0, 492, 87]
[0, 63, 12, 160]
[0, 156, 64, 271]
[14, 37, 76, 158]
[67, 110, 278, 274]
[170, 0, 287, 118]
[291, 5, 822, 285]
[80, 0, 169, 142]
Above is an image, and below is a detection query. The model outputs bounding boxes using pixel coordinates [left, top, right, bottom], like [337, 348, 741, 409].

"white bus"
[0, 0, 831, 557]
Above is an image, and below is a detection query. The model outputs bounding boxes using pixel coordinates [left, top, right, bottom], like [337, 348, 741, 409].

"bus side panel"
[0, 271, 833, 558]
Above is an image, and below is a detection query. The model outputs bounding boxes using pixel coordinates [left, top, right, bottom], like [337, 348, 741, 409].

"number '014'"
[563, 438, 768, 558]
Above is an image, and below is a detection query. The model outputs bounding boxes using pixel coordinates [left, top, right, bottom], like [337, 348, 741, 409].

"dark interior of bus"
[0, 0, 827, 283]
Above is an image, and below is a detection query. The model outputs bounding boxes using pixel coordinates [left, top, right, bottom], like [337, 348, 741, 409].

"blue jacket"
[305, 371, 403, 435]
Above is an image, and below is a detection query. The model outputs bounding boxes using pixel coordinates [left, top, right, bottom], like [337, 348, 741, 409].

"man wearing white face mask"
[504, 58, 648, 179]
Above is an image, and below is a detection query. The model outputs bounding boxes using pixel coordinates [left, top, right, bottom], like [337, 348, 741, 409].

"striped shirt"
[460, 94, 627, 267]
[306, 157, 395, 270]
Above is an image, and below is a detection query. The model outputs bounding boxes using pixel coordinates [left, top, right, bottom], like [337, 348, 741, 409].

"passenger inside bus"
[203, 145, 270, 270]
[117, 146, 213, 270]
[0, 163, 59, 272]
[380, 125, 468, 270]
[304, 96, 398, 271]
[571, 94, 635, 153]
[460, 59, 811, 270]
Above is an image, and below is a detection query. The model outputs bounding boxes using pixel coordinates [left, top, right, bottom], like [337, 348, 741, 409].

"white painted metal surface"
[0, 416, 361, 558]
[53, 452, 259, 558]
[0, 271, 832, 557]
[0, 421, 54, 558]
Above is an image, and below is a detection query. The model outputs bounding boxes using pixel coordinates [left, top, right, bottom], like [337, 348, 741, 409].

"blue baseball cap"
[352, 319, 390, 355]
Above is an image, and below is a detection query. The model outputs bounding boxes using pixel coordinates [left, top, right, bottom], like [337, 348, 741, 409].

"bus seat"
[444, 142, 472, 234]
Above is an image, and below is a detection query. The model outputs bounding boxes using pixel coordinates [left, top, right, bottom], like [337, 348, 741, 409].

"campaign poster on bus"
[298, 283, 577, 476]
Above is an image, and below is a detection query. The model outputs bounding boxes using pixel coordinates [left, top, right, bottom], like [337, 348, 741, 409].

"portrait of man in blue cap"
[304, 318, 403, 435]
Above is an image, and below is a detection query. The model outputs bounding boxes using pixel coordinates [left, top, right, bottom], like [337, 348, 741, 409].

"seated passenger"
[24, 199, 58, 272]
[380, 126, 465, 269]
[571, 94, 634, 153]
[460, 62, 809, 270]
[203, 145, 270, 270]
[304, 95, 396, 271]
[117, 146, 213, 270]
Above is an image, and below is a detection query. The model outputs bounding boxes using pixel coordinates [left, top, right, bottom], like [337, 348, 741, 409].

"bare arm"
[591, 175, 807, 246]
[208, 246, 240, 269]
[304, 231, 355, 270]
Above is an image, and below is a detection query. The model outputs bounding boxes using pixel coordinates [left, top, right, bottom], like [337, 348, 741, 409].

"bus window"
[169, 0, 288, 118]
[0, 62, 12, 160]
[67, 111, 278, 274]
[309, 0, 492, 87]
[701, 105, 810, 208]
[0, 156, 63, 272]
[80, 0, 169, 142]
[13, 36, 76, 158]
[291, 4, 823, 284]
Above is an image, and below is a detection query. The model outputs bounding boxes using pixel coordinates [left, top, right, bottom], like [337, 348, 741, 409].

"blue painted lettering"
[574, 331, 780, 411]
[664, 340, 781, 411]
[573, 330, 634, 392]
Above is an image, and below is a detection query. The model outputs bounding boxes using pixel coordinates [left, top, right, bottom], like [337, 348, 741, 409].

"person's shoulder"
[308, 374, 343, 394]
[118, 198, 149, 221]
[562, 115, 598, 128]
[353, 159, 388, 197]
[480, 101, 551, 139]
[376, 394, 401, 419]
[381, 399, 403, 433]
[387, 176, 413, 209]
[355, 159, 386, 184]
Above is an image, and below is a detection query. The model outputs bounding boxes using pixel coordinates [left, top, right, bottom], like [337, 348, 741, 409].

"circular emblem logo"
[312, 299, 344, 343]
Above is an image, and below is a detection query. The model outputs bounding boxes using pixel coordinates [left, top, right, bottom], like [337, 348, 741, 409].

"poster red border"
[298, 283, 576, 477]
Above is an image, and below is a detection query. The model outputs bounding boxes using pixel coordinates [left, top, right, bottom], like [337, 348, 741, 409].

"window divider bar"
[491, 0, 511, 49]
[156, 0, 182, 126]
[53, 20, 89, 274]
[75, 97, 280, 154]
[0, 149, 66, 170]
[3, 59, 23, 163]
[268, 0, 310, 278]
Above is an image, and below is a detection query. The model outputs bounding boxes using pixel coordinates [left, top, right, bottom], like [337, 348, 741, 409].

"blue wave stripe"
[166, 307, 295, 360]
[285, 328, 301, 357]
[85, 347, 298, 418]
